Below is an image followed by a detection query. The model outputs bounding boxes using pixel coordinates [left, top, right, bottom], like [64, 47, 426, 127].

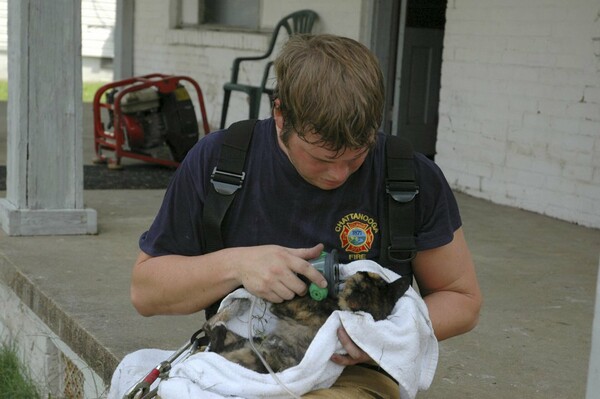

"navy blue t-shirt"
[139, 118, 461, 265]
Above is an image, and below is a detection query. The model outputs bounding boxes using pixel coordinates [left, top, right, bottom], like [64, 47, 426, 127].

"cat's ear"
[389, 276, 411, 302]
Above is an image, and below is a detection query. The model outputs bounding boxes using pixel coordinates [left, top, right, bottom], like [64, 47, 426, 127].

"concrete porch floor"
[0, 102, 599, 398]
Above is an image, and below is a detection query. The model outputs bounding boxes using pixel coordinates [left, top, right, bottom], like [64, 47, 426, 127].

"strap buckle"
[387, 245, 417, 263]
[386, 181, 419, 203]
[210, 167, 245, 195]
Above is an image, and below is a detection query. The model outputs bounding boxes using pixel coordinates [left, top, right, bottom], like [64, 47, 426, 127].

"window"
[175, 0, 260, 30]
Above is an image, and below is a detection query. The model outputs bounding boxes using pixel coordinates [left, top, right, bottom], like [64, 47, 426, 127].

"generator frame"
[92, 73, 210, 169]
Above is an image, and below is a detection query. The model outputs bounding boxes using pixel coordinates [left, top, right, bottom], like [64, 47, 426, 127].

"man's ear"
[273, 98, 284, 130]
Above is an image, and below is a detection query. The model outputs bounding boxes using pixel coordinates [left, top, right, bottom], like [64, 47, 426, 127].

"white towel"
[108, 260, 438, 399]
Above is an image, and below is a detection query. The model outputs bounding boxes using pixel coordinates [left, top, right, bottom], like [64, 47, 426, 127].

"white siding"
[0, 0, 115, 56]
[81, 0, 116, 57]
[436, 0, 600, 228]
[0, 0, 115, 80]
[0, 1, 6, 51]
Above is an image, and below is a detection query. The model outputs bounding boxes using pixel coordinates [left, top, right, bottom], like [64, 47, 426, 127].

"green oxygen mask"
[307, 249, 340, 301]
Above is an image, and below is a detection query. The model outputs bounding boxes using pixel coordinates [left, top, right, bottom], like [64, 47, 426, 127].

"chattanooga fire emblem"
[339, 220, 375, 254]
[335, 213, 379, 258]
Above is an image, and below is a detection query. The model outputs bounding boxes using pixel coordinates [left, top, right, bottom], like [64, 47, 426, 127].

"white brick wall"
[0, 281, 105, 399]
[133, 0, 364, 132]
[437, 0, 600, 228]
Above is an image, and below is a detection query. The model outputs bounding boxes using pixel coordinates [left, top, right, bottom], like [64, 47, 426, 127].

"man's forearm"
[130, 251, 240, 316]
[130, 244, 328, 317]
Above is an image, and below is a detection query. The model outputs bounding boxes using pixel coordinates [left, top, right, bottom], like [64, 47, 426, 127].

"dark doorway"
[372, 0, 447, 160]
[397, 0, 447, 160]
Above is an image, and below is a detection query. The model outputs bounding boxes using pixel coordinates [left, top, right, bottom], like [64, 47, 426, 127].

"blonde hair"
[273, 34, 384, 153]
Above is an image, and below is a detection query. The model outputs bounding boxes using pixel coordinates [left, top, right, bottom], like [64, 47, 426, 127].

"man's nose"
[328, 163, 351, 182]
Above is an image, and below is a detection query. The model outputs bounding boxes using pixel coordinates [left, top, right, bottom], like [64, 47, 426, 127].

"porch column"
[0, 0, 97, 236]
[114, 0, 135, 80]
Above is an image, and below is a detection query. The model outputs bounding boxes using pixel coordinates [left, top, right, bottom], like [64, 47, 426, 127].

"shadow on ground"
[0, 164, 175, 190]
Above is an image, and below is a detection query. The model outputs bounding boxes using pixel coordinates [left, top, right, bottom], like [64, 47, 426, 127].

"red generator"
[93, 73, 210, 169]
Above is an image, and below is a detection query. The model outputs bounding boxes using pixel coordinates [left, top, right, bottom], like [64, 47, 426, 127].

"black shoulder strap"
[202, 119, 258, 254]
[379, 135, 419, 279]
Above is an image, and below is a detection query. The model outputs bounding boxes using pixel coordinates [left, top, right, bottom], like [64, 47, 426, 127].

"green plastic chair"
[219, 10, 318, 129]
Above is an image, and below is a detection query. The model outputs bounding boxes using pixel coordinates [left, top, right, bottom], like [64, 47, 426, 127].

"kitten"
[202, 271, 410, 373]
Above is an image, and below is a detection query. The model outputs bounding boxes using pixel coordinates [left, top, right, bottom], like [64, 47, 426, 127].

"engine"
[107, 85, 199, 162]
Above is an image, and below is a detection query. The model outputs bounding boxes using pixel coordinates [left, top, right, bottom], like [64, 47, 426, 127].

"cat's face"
[338, 272, 409, 321]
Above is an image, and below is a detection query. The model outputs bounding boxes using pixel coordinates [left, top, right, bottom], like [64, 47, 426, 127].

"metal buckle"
[210, 167, 245, 195]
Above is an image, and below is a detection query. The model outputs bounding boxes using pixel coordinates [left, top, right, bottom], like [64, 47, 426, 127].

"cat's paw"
[204, 322, 229, 352]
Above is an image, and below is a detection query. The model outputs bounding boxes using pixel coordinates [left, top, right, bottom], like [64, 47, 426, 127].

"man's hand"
[330, 327, 373, 366]
[235, 243, 328, 303]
